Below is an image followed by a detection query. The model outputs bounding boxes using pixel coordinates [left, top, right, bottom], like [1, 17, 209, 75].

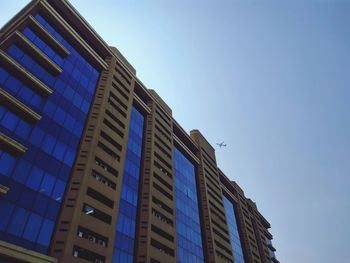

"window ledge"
[0, 50, 53, 96]
[0, 240, 57, 263]
[0, 132, 27, 156]
[0, 88, 41, 123]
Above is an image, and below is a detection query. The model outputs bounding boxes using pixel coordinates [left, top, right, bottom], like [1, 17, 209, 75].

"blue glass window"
[29, 127, 45, 146]
[0, 67, 9, 83]
[40, 173, 55, 196]
[1, 111, 19, 131]
[15, 120, 32, 140]
[0, 14, 100, 254]
[52, 141, 66, 161]
[25, 167, 44, 191]
[8, 207, 29, 237]
[223, 196, 245, 263]
[41, 134, 56, 154]
[37, 219, 54, 246]
[174, 147, 204, 263]
[12, 159, 31, 183]
[113, 107, 144, 263]
[22, 213, 43, 242]
[0, 152, 16, 175]
[0, 201, 15, 231]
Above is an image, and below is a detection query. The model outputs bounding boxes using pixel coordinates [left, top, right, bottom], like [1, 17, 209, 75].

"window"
[86, 187, 114, 208]
[151, 225, 174, 242]
[37, 219, 54, 246]
[83, 203, 111, 224]
[95, 157, 118, 177]
[173, 146, 204, 262]
[150, 239, 174, 257]
[152, 208, 173, 226]
[0, 201, 15, 231]
[26, 166, 44, 190]
[15, 120, 32, 139]
[0, 152, 16, 175]
[22, 213, 43, 242]
[12, 159, 31, 183]
[53, 141, 67, 161]
[97, 141, 120, 161]
[91, 169, 116, 189]
[42, 134, 56, 154]
[8, 207, 29, 237]
[72, 245, 105, 263]
[224, 196, 245, 263]
[152, 196, 173, 215]
[52, 179, 65, 202]
[1, 111, 19, 131]
[29, 127, 45, 146]
[77, 226, 108, 247]
[113, 107, 144, 262]
[40, 173, 55, 196]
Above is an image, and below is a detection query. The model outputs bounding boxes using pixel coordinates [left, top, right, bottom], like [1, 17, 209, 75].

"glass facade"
[173, 147, 204, 263]
[113, 107, 144, 263]
[223, 196, 245, 263]
[0, 14, 99, 253]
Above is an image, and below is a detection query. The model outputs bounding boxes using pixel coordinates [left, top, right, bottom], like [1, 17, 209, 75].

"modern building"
[0, 1, 279, 263]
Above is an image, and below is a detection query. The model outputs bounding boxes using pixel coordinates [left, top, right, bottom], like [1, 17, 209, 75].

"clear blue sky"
[1, 0, 350, 262]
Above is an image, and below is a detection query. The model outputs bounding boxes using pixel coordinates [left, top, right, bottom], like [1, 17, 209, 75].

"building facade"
[0, 1, 279, 263]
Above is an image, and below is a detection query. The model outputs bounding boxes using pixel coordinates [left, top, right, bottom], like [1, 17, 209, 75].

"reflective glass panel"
[174, 147, 204, 263]
[223, 196, 245, 263]
[113, 107, 144, 263]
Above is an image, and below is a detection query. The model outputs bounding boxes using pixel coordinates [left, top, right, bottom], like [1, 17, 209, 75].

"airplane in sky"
[216, 142, 227, 148]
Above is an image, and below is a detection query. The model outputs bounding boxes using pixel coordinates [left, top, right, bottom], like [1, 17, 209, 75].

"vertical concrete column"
[190, 130, 235, 263]
[135, 94, 177, 263]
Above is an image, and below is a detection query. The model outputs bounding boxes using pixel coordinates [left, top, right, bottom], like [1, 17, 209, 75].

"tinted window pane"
[113, 107, 144, 262]
[0, 201, 15, 231]
[0, 152, 16, 175]
[23, 213, 43, 242]
[37, 219, 54, 246]
[8, 208, 29, 237]
[224, 196, 245, 263]
[174, 147, 204, 263]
